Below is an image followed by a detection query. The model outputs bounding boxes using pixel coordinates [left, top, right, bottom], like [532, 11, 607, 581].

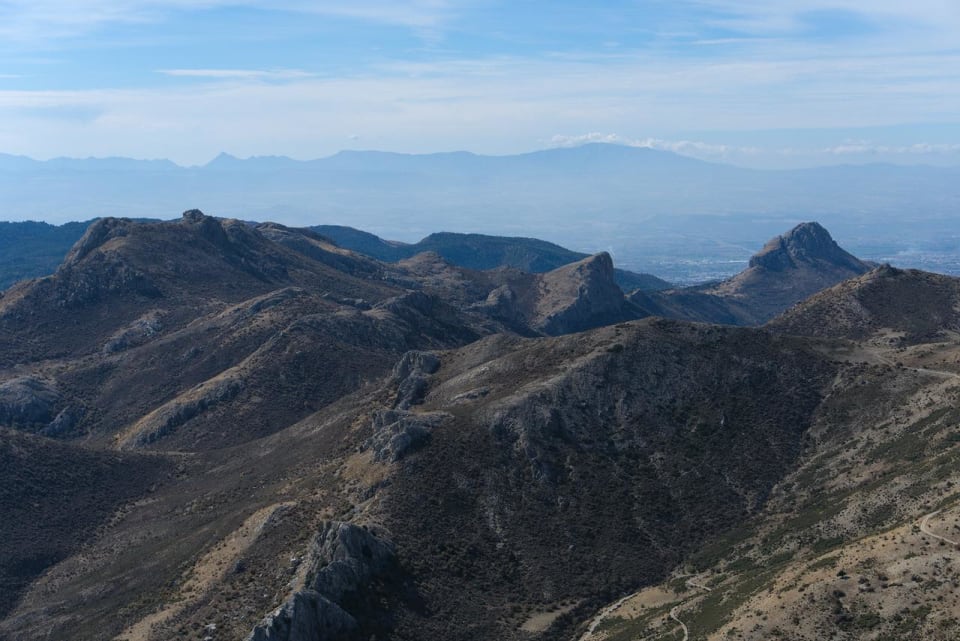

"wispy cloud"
[824, 141, 960, 155]
[157, 68, 312, 80]
[2, 41, 959, 164]
[550, 132, 960, 166]
[683, 0, 960, 35]
[1, 2, 959, 166]
[0, 0, 460, 43]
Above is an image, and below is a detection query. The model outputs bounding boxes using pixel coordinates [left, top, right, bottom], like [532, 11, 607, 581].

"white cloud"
[824, 141, 960, 155]
[551, 133, 762, 159]
[549, 133, 960, 165]
[550, 133, 624, 146]
[685, 0, 960, 34]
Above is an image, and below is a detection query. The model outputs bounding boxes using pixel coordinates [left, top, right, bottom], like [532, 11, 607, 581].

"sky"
[1, 1, 960, 168]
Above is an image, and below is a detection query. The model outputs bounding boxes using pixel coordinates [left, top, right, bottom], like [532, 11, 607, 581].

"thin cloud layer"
[0, 2, 958, 167]
[157, 69, 313, 80]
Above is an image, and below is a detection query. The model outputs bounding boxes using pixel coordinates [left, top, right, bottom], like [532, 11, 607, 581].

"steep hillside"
[632, 222, 872, 325]
[0, 212, 482, 452]
[0, 211, 669, 634]
[0, 319, 837, 641]
[386, 250, 647, 337]
[0, 212, 400, 365]
[0, 429, 169, 618]
[371, 320, 834, 641]
[589, 335, 960, 641]
[768, 265, 960, 344]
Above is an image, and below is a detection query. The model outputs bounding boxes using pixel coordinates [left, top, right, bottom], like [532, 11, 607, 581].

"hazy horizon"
[3, 140, 960, 172]
[2, 2, 960, 169]
[2, 142, 959, 284]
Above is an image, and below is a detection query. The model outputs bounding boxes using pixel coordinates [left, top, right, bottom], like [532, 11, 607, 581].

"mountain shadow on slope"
[0, 429, 168, 618]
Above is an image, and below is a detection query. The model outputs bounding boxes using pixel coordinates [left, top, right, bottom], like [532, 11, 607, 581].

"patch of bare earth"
[114, 502, 295, 641]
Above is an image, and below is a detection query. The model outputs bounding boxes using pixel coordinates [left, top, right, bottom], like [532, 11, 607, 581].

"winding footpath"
[668, 577, 713, 641]
[578, 593, 637, 641]
[919, 510, 960, 547]
[578, 574, 712, 641]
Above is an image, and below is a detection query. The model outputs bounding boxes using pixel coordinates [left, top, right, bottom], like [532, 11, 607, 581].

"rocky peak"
[60, 217, 132, 268]
[179, 208, 233, 247]
[871, 262, 901, 278]
[749, 222, 865, 272]
[181, 208, 206, 223]
[534, 252, 638, 335]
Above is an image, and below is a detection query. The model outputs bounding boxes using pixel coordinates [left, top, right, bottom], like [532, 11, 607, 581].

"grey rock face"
[367, 409, 451, 462]
[60, 217, 132, 267]
[246, 590, 356, 641]
[41, 406, 83, 437]
[247, 522, 395, 641]
[0, 376, 59, 429]
[748, 222, 868, 274]
[392, 350, 440, 410]
[534, 252, 631, 335]
[127, 376, 244, 447]
[102, 311, 164, 353]
[309, 521, 396, 601]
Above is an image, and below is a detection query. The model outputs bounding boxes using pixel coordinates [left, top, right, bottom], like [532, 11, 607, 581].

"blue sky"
[1, 0, 959, 167]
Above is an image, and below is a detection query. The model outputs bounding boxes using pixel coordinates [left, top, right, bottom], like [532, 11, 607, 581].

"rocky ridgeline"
[631, 222, 872, 325]
[247, 522, 396, 641]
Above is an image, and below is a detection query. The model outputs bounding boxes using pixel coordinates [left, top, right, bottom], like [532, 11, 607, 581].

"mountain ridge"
[632, 222, 873, 325]
[311, 225, 672, 292]
[3, 212, 960, 641]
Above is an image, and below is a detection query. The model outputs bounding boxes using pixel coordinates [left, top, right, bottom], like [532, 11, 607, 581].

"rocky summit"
[1, 212, 959, 641]
[631, 222, 873, 325]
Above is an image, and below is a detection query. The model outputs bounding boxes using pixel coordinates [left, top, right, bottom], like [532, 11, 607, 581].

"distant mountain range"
[2, 144, 958, 282]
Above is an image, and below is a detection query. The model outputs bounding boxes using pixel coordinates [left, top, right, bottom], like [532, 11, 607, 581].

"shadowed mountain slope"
[0, 428, 169, 618]
[478, 252, 647, 335]
[0, 211, 400, 365]
[0, 220, 92, 290]
[0, 318, 838, 641]
[370, 320, 835, 641]
[593, 302, 960, 641]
